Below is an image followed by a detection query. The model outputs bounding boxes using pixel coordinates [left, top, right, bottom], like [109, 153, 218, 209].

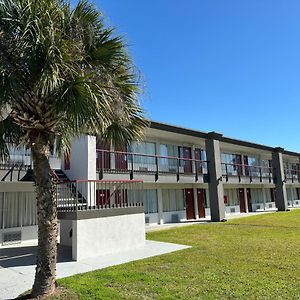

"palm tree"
[0, 0, 147, 297]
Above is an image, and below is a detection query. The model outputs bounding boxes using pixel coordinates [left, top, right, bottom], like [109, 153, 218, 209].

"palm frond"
[0, 116, 22, 159]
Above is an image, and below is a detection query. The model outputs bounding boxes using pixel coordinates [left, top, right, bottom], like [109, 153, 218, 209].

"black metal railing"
[96, 149, 208, 182]
[284, 168, 300, 183]
[56, 179, 144, 212]
[221, 162, 273, 183]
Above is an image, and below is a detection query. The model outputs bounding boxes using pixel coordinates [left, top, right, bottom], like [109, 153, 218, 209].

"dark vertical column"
[205, 132, 226, 222]
[272, 147, 288, 211]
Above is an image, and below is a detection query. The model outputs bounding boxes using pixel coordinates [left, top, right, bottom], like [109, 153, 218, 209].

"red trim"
[50, 169, 60, 181]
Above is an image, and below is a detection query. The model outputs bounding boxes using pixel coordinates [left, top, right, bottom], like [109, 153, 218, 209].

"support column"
[298, 157, 300, 183]
[110, 143, 115, 170]
[157, 188, 164, 224]
[262, 187, 266, 210]
[272, 147, 288, 211]
[193, 187, 199, 219]
[205, 132, 225, 222]
[191, 145, 196, 174]
[155, 142, 160, 181]
[244, 187, 249, 213]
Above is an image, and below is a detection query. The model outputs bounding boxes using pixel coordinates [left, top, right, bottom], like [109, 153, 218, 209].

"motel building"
[0, 121, 300, 259]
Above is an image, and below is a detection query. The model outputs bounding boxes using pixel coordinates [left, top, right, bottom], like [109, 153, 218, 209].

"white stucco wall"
[49, 157, 61, 170]
[162, 210, 186, 223]
[0, 225, 38, 246]
[264, 202, 276, 210]
[288, 199, 300, 207]
[0, 181, 35, 192]
[71, 213, 145, 261]
[59, 220, 73, 247]
[252, 202, 265, 212]
[225, 205, 240, 214]
[63, 135, 96, 206]
[63, 135, 96, 181]
[205, 208, 211, 217]
[145, 213, 159, 225]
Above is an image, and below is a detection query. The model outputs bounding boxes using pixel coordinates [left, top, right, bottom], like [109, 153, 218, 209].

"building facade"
[94, 121, 300, 224]
[1, 120, 300, 246]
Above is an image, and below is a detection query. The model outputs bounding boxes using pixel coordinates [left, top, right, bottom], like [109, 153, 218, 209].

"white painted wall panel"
[72, 213, 145, 261]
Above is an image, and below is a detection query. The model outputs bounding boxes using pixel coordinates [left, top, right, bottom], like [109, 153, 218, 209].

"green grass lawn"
[54, 210, 300, 300]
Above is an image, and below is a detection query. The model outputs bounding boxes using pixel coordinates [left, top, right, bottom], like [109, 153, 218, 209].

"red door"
[96, 141, 110, 170]
[194, 148, 202, 174]
[197, 189, 206, 218]
[246, 188, 252, 212]
[238, 188, 246, 213]
[96, 189, 110, 206]
[115, 147, 128, 171]
[243, 155, 249, 176]
[185, 189, 195, 219]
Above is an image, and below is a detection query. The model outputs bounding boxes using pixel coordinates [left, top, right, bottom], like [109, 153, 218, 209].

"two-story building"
[1, 120, 299, 246]
[91, 121, 300, 224]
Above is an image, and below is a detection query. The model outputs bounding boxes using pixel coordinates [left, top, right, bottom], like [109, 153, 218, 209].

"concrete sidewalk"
[0, 240, 190, 300]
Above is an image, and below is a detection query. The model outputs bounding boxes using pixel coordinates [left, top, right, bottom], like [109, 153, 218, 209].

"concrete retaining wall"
[59, 207, 145, 261]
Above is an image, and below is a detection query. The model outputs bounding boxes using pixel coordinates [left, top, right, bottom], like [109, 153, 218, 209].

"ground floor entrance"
[185, 188, 195, 220]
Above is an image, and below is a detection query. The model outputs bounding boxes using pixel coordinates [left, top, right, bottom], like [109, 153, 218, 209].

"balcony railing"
[0, 143, 60, 170]
[96, 149, 208, 182]
[284, 168, 300, 183]
[0, 144, 31, 170]
[221, 162, 273, 183]
[56, 179, 143, 212]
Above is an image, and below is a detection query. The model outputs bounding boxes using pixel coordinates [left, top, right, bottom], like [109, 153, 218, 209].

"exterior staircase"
[51, 169, 69, 182]
[52, 170, 87, 210]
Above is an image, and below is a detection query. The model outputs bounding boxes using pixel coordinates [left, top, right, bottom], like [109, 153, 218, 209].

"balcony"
[0, 145, 31, 170]
[221, 162, 273, 184]
[56, 179, 144, 212]
[96, 149, 208, 182]
[284, 168, 300, 184]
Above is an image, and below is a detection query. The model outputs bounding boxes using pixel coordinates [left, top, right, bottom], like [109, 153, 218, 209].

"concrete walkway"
[0, 240, 190, 300]
[146, 210, 277, 232]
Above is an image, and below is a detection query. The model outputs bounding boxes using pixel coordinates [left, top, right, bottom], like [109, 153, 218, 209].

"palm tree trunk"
[31, 134, 57, 297]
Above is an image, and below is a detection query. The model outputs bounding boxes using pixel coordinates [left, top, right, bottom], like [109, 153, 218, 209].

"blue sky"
[96, 0, 300, 152]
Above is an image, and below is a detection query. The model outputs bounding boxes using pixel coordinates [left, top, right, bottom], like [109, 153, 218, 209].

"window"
[0, 192, 37, 229]
[247, 155, 260, 177]
[128, 142, 156, 165]
[284, 161, 300, 178]
[221, 153, 237, 175]
[250, 189, 263, 204]
[202, 189, 210, 208]
[266, 189, 274, 203]
[261, 159, 272, 177]
[223, 189, 239, 206]
[127, 189, 158, 214]
[162, 189, 185, 212]
[160, 144, 179, 171]
[6, 144, 31, 166]
[143, 190, 158, 214]
[286, 188, 296, 201]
